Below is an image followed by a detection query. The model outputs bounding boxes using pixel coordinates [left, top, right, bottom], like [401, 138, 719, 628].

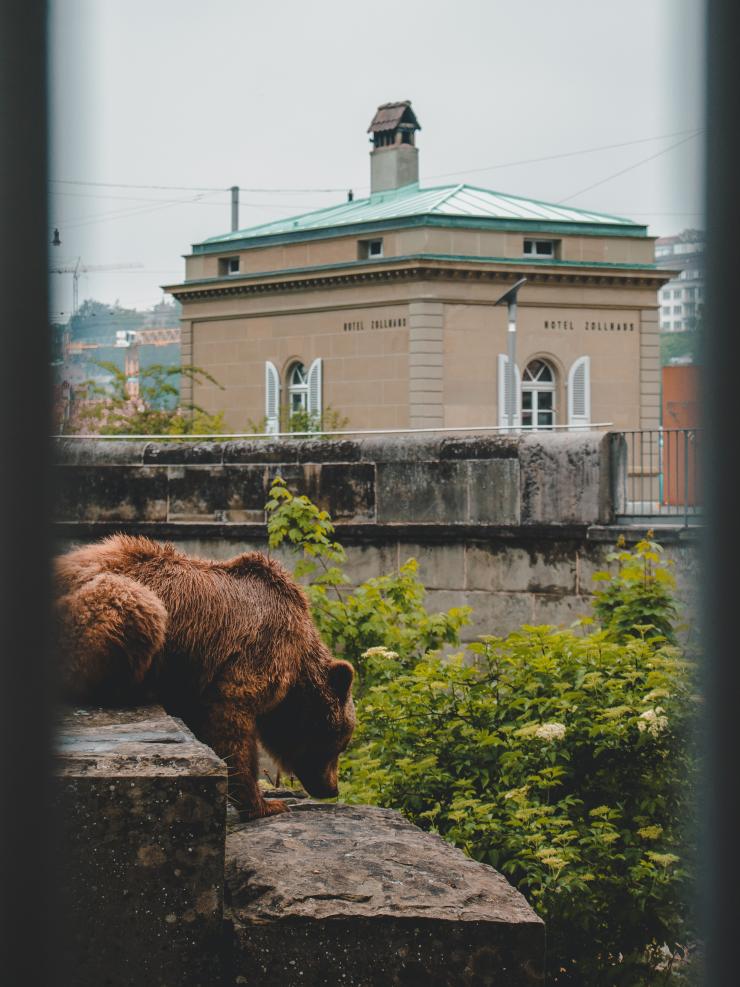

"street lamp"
[494, 277, 527, 430]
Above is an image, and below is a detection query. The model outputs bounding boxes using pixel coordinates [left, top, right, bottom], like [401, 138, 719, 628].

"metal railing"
[611, 428, 701, 526]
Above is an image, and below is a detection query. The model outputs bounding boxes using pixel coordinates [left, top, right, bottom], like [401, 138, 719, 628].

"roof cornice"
[192, 213, 648, 255]
[164, 255, 673, 303]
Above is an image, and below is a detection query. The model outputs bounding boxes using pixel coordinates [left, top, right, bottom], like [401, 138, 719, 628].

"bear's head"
[257, 658, 355, 800]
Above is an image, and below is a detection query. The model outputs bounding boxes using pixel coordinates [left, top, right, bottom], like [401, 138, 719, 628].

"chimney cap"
[367, 101, 421, 135]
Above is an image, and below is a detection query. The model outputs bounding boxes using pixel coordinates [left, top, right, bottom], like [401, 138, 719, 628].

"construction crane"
[115, 327, 181, 398]
[49, 257, 144, 317]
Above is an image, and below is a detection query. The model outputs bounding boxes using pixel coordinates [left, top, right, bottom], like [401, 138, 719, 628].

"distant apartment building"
[165, 101, 674, 434]
[655, 229, 704, 332]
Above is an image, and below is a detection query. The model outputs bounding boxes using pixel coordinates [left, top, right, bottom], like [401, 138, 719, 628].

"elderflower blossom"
[637, 825, 663, 840]
[361, 647, 399, 660]
[534, 722, 566, 742]
[637, 707, 668, 737]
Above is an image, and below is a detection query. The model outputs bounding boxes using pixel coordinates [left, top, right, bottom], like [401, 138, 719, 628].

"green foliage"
[660, 330, 699, 367]
[341, 629, 698, 985]
[264, 477, 697, 982]
[264, 476, 470, 695]
[592, 532, 679, 644]
[247, 405, 350, 439]
[68, 361, 227, 435]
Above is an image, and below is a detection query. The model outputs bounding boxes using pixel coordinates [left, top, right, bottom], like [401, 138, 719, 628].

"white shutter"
[497, 354, 521, 429]
[307, 357, 323, 422]
[567, 356, 591, 429]
[265, 361, 280, 434]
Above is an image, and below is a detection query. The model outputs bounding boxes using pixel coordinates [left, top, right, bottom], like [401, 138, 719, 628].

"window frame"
[521, 359, 556, 430]
[523, 238, 559, 259]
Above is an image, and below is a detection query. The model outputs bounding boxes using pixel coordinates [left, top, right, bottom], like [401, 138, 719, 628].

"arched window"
[287, 362, 308, 415]
[522, 359, 555, 429]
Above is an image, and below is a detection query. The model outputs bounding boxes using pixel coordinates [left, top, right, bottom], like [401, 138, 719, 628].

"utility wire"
[50, 128, 702, 197]
[557, 133, 701, 204]
[423, 128, 703, 182]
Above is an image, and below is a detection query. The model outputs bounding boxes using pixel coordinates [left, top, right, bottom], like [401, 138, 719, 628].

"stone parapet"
[54, 706, 228, 987]
[224, 802, 545, 986]
[53, 431, 613, 528]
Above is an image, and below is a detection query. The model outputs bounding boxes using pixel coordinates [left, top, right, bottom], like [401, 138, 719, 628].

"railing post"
[684, 428, 690, 528]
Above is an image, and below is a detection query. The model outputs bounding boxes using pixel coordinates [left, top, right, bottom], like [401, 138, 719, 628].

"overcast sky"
[48, 0, 706, 319]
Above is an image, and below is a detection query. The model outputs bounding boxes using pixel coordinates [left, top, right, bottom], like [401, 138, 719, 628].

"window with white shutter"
[497, 353, 521, 429]
[265, 361, 280, 434]
[307, 358, 323, 423]
[567, 356, 591, 429]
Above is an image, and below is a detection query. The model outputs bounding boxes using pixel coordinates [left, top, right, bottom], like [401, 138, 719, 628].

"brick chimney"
[368, 101, 421, 194]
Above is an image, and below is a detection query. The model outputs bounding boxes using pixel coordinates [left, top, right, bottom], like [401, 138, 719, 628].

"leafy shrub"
[592, 532, 679, 644]
[265, 476, 470, 694]
[247, 405, 350, 439]
[341, 630, 698, 985]
[264, 477, 697, 983]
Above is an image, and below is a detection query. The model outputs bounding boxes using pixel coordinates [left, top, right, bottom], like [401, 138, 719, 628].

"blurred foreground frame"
[0, 2, 65, 984]
[0, 0, 737, 984]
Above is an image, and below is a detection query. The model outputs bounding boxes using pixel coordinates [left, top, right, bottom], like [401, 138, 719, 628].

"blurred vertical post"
[702, 0, 739, 983]
[0, 1, 62, 984]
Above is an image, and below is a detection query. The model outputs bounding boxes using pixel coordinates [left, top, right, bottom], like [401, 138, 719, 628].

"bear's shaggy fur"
[54, 534, 355, 819]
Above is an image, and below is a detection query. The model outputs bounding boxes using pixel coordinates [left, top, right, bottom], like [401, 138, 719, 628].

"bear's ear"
[327, 659, 354, 701]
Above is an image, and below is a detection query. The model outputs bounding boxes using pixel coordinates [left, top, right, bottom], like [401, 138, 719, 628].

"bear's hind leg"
[55, 572, 167, 705]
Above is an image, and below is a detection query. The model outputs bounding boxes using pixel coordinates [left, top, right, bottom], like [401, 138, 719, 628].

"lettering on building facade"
[543, 319, 635, 332]
[343, 316, 407, 332]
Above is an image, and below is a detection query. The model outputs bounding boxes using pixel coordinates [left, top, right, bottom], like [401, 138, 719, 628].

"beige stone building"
[165, 101, 672, 434]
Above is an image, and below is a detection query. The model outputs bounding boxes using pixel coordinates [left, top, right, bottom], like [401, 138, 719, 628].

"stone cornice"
[166, 258, 669, 303]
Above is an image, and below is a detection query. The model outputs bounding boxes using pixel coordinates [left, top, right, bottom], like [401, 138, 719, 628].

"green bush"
[265, 476, 470, 694]
[264, 477, 698, 983]
[592, 532, 679, 645]
[340, 630, 697, 984]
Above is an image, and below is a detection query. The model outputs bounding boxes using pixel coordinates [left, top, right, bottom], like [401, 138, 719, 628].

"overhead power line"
[557, 132, 701, 204]
[50, 179, 346, 194]
[423, 128, 703, 182]
[50, 128, 703, 198]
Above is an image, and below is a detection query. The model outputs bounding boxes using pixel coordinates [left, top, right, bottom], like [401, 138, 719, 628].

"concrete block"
[55, 706, 227, 987]
[469, 460, 521, 524]
[451, 590, 535, 639]
[519, 432, 610, 525]
[466, 543, 577, 594]
[339, 542, 400, 585]
[377, 461, 468, 522]
[143, 441, 224, 465]
[397, 542, 466, 589]
[54, 439, 149, 465]
[532, 593, 593, 627]
[55, 466, 168, 522]
[225, 804, 544, 987]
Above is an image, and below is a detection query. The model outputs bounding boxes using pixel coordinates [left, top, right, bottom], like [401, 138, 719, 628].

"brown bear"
[53, 534, 355, 819]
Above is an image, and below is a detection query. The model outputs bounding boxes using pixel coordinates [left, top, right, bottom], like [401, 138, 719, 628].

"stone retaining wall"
[53, 433, 700, 637]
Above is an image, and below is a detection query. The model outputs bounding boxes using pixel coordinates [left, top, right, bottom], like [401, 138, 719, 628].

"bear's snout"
[296, 761, 339, 800]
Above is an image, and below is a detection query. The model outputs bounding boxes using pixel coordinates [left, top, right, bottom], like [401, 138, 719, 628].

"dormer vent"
[367, 100, 421, 194]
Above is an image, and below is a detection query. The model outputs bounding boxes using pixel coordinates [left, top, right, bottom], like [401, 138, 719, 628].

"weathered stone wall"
[57, 707, 546, 985]
[53, 433, 700, 637]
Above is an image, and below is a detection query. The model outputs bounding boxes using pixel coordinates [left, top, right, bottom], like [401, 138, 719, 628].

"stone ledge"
[224, 802, 544, 986]
[55, 706, 228, 987]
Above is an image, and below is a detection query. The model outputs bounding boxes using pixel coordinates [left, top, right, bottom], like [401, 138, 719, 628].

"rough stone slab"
[143, 440, 225, 464]
[55, 706, 227, 987]
[519, 432, 611, 525]
[377, 461, 468, 522]
[55, 464, 168, 522]
[469, 459, 520, 524]
[225, 803, 544, 986]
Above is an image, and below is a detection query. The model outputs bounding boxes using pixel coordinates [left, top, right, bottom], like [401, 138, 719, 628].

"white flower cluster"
[534, 722, 566, 742]
[637, 707, 668, 736]
[361, 646, 399, 660]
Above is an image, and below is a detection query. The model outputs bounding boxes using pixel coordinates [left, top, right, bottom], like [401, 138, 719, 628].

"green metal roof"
[195, 182, 646, 254]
